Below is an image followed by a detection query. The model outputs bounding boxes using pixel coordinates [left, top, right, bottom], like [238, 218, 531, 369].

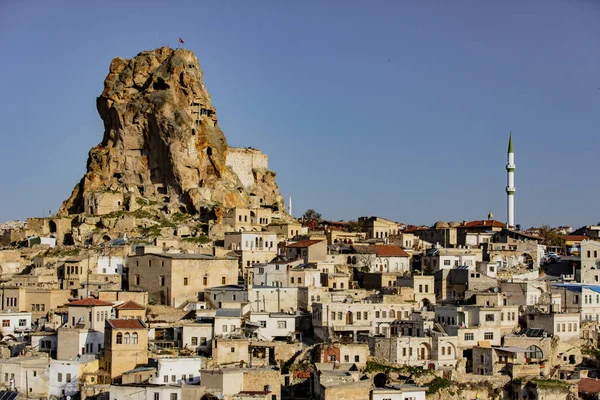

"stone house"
[224, 231, 278, 282]
[552, 283, 600, 322]
[579, 240, 600, 283]
[114, 300, 146, 321]
[285, 239, 327, 263]
[248, 312, 296, 341]
[127, 253, 238, 307]
[253, 259, 302, 287]
[0, 355, 50, 398]
[214, 308, 244, 337]
[66, 298, 113, 330]
[471, 345, 540, 377]
[0, 311, 31, 337]
[358, 216, 401, 240]
[149, 356, 203, 385]
[249, 286, 298, 313]
[181, 320, 213, 355]
[49, 356, 99, 399]
[352, 245, 411, 273]
[1, 287, 71, 322]
[311, 299, 414, 342]
[223, 206, 274, 232]
[288, 264, 323, 288]
[57, 327, 105, 360]
[398, 275, 436, 310]
[525, 311, 580, 342]
[268, 222, 306, 240]
[368, 314, 459, 370]
[422, 247, 482, 273]
[103, 318, 148, 379]
[371, 384, 427, 400]
[314, 342, 370, 370]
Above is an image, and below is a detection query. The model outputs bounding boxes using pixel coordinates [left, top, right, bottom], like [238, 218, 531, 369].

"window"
[135, 275, 140, 285]
[200, 337, 207, 345]
[402, 348, 406, 357]
[19, 318, 28, 327]
[464, 333, 474, 341]
[2, 320, 9, 327]
[116, 333, 123, 344]
[160, 276, 166, 286]
[124, 333, 130, 344]
[291, 277, 295, 284]
[484, 332, 494, 340]
[331, 312, 335, 320]
[354, 355, 360, 362]
[444, 260, 451, 266]
[222, 277, 227, 285]
[382, 311, 387, 318]
[171, 375, 176, 382]
[277, 321, 287, 329]
[58, 373, 62, 383]
[222, 325, 228, 332]
[66, 373, 71, 382]
[485, 314, 495, 322]
[526, 345, 543, 359]
[230, 347, 235, 353]
[155, 393, 161, 400]
[344, 355, 350, 362]
[356, 312, 361, 320]
[298, 277, 302, 284]
[337, 312, 342, 320]
[364, 311, 368, 320]
[164, 375, 169, 383]
[132, 332, 138, 344]
[328, 355, 336, 362]
[442, 347, 445, 355]
[203, 277, 208, 285]
[183, 277, 188, 286]
[191, 337, 198, 346]
[425, 285, 429, 292]
[419, 285, 423, 293]
[375, 311, 380, 318]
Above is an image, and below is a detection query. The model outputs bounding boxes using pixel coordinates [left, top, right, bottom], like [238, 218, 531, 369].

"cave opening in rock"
[153, 77, 170, 90]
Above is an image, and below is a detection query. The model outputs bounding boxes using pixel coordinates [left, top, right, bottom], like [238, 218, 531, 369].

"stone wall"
[226, 148, 269, 188]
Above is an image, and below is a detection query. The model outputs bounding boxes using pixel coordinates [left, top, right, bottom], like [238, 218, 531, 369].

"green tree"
[302, 209, 322, 222]
[538, 224, 562, 247]
[346, 220, 363, 233]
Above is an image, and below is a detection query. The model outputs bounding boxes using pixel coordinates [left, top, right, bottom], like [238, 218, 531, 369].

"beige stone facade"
[103, 319, 148, 379]
[127, 253, 238, 307]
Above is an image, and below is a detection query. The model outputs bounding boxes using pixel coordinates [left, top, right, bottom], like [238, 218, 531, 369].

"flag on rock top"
[179, 38, 184, 44]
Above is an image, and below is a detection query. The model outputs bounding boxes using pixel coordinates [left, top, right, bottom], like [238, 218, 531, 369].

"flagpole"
[155, 28, 158, 48]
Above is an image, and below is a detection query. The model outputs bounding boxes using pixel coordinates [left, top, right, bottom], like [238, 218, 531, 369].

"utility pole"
[256, 290, 260, 311]
[326, 305, 329, 343]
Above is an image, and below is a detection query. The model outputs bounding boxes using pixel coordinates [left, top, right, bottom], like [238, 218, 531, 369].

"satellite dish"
[67, 397, 71, 400]
[493, 287, 499, 293]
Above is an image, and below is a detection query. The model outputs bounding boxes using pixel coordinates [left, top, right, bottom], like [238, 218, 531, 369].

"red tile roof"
[115, 300, 146, 311]
[107, 319, 146, 329]
[460, 220, 505, 228]
[286, 240, 324, 248]
[560, 235, 589, 241]
[370, 245, 410, 257]
[68, 298, 114, 307]
[578, 378, 600, 394]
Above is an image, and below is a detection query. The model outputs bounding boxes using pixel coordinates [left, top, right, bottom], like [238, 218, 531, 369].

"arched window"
[352, 256, 357, 265]
[116, 333, 122, 344]
[347, 256, 352, 264]
[132, 332, 138, 344]
[124, 333, 130, 344]
[526, 345, 543, 359]
[389, 309, 395, 319]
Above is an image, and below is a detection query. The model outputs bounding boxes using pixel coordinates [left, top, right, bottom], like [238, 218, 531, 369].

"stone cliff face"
[59, 47, 285, 218]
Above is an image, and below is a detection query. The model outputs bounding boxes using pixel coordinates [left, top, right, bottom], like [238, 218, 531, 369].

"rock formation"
[59, 47, 285, 220]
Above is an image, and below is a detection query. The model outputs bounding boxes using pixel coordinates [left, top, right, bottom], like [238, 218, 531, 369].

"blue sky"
[0, 0, 599, 228]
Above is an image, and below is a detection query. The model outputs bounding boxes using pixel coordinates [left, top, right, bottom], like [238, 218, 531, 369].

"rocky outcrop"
[59, 47, 285, 219]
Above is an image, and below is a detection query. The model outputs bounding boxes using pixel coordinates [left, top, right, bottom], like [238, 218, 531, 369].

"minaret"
[288, 196, 293, 216]
[506, 133, 515, 228]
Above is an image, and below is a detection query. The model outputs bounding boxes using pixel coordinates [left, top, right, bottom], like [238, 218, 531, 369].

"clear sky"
[1, 0, 599, 228]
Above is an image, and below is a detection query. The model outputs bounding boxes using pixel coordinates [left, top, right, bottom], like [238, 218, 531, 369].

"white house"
[96, 255, 124, 275]
[371, 384, 427, 400]
[248, 312, 296, 341]
[49, 356, 97, 399]
[181, 322, 213, 354]
[422, 247, 482, 272]
[0, 356, 50, 398]
[0, 311, 32, 337]
[353, 245, 411, 273]
[214, 309, 243, 337]
[150, 357, 203, 385]
[253, 259, 302, 287]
